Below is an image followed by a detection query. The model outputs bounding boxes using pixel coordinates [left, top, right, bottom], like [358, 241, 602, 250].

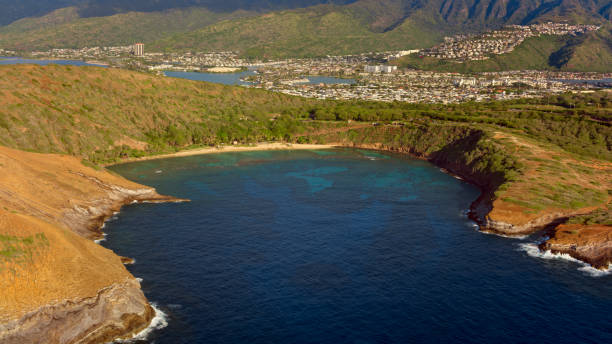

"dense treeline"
[88, 91, 611, 163]
[1, 65, 609, 227]
[0, 65, 609, 164]
[307, 92, 612, 160]
[306, 124, 523, 191]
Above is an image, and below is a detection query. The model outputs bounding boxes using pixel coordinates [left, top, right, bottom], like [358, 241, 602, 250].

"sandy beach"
[111, 143, 337, 165]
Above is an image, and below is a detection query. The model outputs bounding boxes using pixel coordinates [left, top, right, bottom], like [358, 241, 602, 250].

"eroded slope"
[0, 146, 175, 343]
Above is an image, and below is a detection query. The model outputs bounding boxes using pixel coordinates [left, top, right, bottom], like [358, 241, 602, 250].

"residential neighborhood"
[420, 23, 600, 61]
[3, 24, 610, 104]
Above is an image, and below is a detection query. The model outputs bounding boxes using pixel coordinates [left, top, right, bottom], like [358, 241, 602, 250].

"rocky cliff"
[540, 222, 612, 270]
[318, 125, 611, 270]
[0, 146, 181, 343]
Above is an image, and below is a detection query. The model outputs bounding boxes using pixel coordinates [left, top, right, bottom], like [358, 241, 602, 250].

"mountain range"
[0, 1, 355, 26]
[0, 0, 610, 68]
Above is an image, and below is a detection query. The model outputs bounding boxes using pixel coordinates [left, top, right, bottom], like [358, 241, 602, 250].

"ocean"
[104, 149, 612, 344]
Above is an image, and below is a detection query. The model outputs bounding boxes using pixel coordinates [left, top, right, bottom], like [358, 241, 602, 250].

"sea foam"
[114, 303, 168, 343]
[94, 233, 108, 244]
[517, 243, 611, 277]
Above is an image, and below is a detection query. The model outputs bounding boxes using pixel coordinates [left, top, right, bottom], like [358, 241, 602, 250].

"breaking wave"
[95, 212, 121, 244]
[94, 233, 108, 244]
[517, 243, 611, 277]
[115, 303, 168, 343]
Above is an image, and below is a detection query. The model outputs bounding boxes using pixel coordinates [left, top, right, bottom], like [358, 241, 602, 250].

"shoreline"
[330, 143, 611, 271]
[109, 143, 336, 165]
[107, 141, 609, 272]
[48, 141, 602, 341]
[0, 146, 192, 343]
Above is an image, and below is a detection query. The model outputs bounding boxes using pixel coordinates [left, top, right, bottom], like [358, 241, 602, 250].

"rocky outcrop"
[62, 171, 187, 240]
[468, 193, 597, 235]
[0, 279, 153, 344]
[0, 146, 185, 343]
[540, 224, 612, 270]
[333, 134, 611, 269]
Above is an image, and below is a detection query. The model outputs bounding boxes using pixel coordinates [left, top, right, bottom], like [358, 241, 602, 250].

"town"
[253, 69, 611, 103]
[3, 23, 611, 104]
[419, 22, 600, 61]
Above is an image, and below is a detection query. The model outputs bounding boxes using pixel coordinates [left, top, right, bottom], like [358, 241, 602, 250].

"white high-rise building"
[381, 65, 397, 73]
[365, 65, 397, 73]
[133, 43, 144, 56]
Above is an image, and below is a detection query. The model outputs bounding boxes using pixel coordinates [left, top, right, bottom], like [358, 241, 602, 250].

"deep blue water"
[164, 70, 355, 86]
[105, 149, 612, 344]
[0, 57, 105, 67]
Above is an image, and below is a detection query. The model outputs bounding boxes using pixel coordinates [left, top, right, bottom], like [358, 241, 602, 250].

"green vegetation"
[398, 35, 566, 72]
[0, 1, 610, 65]
[397, 32, 612, 73]
[150, 5, 444, 58]
[507, 183, 607, 211]
[0, 233, 49, 268]
[1, 65, 610, 164]
[0, 64, 609, 224]
[0, 3, 447, 58]
[0, 7, 253, 51]
[561, 26, 612, 73]
[0, 64, 329, 162]
[568, 209, 612, 226]
[307, 92, 612, 160]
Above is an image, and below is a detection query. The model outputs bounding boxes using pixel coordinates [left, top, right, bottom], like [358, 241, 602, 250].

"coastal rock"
[540, 224, 612, 270]
[334, 137, 611, 269]
[470, 200, 590, 235]
[0, 280, 153, 344]
[61, 172, 186, 239]
[0, 146, 183, 343]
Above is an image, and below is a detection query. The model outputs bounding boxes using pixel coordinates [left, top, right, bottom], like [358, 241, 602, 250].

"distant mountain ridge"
[0, 0, 355, 26]
[2, 0, 610, 27]
[0, 0, 610, 66]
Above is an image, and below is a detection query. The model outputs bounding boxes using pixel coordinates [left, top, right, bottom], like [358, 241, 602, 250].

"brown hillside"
[0, 146, 174, 343]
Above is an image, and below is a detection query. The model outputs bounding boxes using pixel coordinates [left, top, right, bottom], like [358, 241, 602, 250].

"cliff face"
[540, 223, 612, 269]
[0, 146, 177, 343]
[0, 278, 153, 344]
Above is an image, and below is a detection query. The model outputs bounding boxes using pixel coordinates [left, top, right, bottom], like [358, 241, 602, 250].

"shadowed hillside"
[0, 7, 254, 51]
[0, 0, 354, 26]
[0, 0, 611, 59]
[148, 4, 446, 57]
[396, 26, 612, 72]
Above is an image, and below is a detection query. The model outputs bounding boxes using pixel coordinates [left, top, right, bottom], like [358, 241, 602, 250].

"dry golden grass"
[0, 146, 151, 321]
[488, 132, 611, 226]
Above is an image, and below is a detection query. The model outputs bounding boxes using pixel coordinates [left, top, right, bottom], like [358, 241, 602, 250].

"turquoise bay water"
[164, 70, 257, 86]
[105, 149, 612, 343]
[0, 57, 104, 67]
[164, 70, 355, 86]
